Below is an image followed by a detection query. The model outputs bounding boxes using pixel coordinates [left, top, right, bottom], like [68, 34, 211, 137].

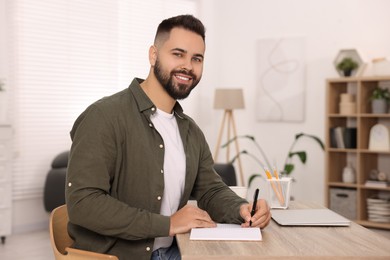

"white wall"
[195, 0, 390, 203]
[0, 0, 6, 77]
[0, 0, 9, 121]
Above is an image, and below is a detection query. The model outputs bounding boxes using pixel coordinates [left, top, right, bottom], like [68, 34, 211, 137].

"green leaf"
[229, 150, 248, 163]
[305, 134, 325, 150]
[295, 133, 325, 150]
[248, 174, 262, 187]
[221, 136, 239, 148]
[221, 135, 256, 148]
[246, 135, 255, 141]
[284, 164, 294, 175]
[289, 151, 307, 164]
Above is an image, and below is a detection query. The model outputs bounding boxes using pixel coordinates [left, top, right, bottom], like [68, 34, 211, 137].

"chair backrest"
[44, 151, 69, 212]
[50, 205, 74, 256]
[49, 205, 119, 260]
[214, 163, 237, 186]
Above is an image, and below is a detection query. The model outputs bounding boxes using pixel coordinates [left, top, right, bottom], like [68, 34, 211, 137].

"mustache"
[172, 69, 196, 79]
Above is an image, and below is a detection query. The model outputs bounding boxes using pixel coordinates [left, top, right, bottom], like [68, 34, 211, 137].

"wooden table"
[176, 201, 390, 259]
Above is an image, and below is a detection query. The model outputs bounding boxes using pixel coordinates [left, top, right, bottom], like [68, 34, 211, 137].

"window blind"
[8, 0, 197, 200]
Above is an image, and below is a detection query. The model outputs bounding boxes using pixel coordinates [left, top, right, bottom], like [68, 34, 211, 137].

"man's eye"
[173, 53, 183, 57]
[193, 57, 203, 63]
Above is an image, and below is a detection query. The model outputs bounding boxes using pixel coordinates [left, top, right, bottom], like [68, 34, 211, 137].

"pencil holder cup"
[266, 177, 292, 209]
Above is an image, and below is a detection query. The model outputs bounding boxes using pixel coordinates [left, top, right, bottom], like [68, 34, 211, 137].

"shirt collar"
[128, 78, 185, 118]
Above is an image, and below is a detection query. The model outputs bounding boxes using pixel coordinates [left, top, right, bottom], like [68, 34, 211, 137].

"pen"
[250, 188, 259, 226]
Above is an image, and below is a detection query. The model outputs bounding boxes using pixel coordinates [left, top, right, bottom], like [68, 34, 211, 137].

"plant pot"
[371, 99, 388, 114]
[343, 70, 352, 77]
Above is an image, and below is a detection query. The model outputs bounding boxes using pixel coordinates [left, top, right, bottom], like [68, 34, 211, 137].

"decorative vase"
[342, 164, 356, 183]
[371, 99, 388, 114]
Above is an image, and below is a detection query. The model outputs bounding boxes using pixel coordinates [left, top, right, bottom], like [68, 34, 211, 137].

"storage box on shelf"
[325, 76, 390, 230]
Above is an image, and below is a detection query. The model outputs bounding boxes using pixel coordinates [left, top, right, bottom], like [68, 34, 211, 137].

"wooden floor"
[1, 227, 390, 260]
[0, 230, 53, 260]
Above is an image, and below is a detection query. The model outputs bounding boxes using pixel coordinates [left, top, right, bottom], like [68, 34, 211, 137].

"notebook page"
[190, 224, 262, 241]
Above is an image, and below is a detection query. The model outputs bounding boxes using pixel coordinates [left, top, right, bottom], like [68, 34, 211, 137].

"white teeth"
[176, 75, 190, 81]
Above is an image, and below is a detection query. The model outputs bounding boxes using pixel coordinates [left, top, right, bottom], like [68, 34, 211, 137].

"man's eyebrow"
[171, 48, 186, 53]
[171, 48, 204, 60]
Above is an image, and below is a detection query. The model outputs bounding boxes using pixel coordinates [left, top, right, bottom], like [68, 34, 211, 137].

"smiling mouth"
[174, 74, 192, 83]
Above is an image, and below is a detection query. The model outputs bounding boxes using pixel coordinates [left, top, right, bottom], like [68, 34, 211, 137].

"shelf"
[328, 182, 358, 188]
[356, 220, 390, 229]
[325, 76, 390, 230]
[328, 114, 358, 118]
[327, 76, 390, 82]
[326, 148, 390, 154]
[328, 114, 390, 118]
[360, 149, 390, 154]
[360, 185, 390, 191]
[360, 113, 390, 118]
[327, 148, 358, 153]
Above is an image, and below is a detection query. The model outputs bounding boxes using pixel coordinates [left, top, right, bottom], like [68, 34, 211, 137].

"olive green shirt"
[66, 78, 247, 260]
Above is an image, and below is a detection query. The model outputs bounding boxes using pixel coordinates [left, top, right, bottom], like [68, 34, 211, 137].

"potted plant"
[223, 133, 325, 187]
[370, 86, 390, 114]
[336, 57, 359, 77]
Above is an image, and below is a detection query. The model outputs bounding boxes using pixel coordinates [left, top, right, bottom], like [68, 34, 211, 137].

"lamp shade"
[213, 88, 245, 110]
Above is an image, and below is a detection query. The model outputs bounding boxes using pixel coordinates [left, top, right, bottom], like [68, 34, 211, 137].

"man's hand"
[169, 205, 216, 236]
[240, 199, 271, 228]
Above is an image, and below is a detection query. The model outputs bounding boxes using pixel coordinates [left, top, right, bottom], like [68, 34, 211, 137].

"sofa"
[43, 150, 237, 212]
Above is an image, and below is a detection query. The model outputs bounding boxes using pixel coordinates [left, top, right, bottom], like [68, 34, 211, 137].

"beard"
[154, 58, 201, 100]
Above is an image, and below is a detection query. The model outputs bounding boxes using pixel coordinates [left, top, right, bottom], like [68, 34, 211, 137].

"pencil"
[264, 168, 284, 205]
[273, 166, 285, 206]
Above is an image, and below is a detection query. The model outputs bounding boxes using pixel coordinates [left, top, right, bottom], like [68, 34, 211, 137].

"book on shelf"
[335, 127, 345, 148]
[330, 127, 338, 148]
[329, 127, 357, 149]
[365, 180, 390, 188]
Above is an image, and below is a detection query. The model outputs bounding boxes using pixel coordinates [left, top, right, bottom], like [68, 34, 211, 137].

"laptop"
[271, 208, 351, 226]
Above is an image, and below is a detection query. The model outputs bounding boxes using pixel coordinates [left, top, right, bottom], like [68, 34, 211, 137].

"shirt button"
[151, 107, 156, 112]
[149, 123, 153, 128]
[157, 196, 162, 200]
[159, 144, 164, 148]
[146, 246, 151, 251]
[160, 169, 164, 174]
[68, 182, 72, 187]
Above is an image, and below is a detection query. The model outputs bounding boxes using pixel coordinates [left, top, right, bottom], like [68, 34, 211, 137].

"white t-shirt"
[151, 108, 186, 251]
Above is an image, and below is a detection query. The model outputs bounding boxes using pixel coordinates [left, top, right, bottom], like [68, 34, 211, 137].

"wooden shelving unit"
[325, 76, 390, 230]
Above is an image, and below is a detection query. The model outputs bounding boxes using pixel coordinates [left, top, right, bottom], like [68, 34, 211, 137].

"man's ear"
[149, 45, 157, 66]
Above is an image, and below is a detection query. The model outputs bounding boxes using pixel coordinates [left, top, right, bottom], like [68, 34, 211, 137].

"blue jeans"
[150, 239, 181, 260]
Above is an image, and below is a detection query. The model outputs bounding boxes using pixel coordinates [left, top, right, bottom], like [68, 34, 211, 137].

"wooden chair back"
[49, 205, 118, 260]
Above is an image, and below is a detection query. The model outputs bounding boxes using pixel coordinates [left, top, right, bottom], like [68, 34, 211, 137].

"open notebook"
[271, 208, 351, 226]
[190, 224, 262, 241]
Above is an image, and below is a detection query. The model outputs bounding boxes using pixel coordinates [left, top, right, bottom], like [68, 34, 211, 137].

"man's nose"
[181, 58, 193, 72]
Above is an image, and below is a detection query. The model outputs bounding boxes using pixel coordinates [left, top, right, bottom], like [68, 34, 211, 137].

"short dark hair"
[154, 14, 205, 46]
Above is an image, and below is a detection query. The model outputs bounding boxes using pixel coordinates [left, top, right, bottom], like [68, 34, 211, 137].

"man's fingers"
[240, 199, 272, 228]
[195, 219, 217, 228]
[172, 205, 216, 231]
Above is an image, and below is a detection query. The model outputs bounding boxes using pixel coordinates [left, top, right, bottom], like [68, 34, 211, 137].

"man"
[66, 14, 271, 260]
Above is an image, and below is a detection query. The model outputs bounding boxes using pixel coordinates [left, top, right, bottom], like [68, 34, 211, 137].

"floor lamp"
[213, 88, 245, 186]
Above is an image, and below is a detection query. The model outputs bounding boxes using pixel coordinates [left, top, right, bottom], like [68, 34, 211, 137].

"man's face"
[153, 28, 205, 100]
